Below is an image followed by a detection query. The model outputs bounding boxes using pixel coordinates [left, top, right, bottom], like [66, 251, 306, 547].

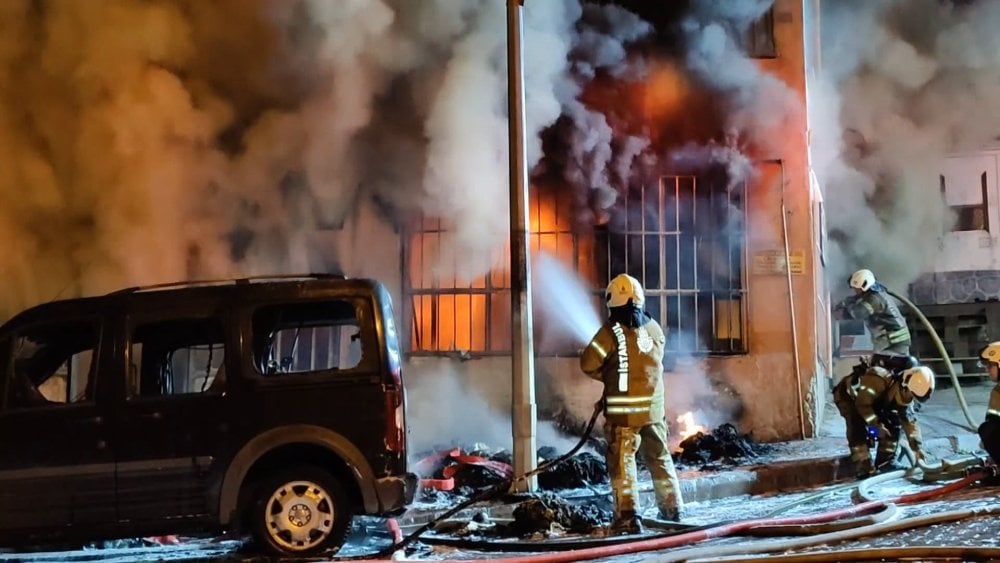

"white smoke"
[812, 0, 1000, 289]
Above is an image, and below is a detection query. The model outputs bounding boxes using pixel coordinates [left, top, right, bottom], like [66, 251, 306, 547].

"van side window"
[252, 300, 363, 376]
[129, 318, 226, 398]
[10, 322, 98, 408]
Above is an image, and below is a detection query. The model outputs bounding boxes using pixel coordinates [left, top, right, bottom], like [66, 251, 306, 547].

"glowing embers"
[675, 411, 708, 443]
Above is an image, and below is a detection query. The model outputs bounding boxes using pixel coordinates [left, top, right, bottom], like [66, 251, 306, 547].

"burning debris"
[675, 423, 771, 469]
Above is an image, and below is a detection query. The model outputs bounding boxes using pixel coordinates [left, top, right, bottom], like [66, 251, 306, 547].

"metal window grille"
[404, 190, 591, 355]
[597, 175, 748, 355]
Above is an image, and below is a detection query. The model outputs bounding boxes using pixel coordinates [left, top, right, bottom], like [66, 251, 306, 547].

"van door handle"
[139, 412, 163, 421]
[81, 416, 103, 425]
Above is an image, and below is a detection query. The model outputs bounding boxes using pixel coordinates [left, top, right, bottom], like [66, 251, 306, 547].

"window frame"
[5, 319, 102, 410]
[124, 311, 229, 402]
[598, 175, 749, 356]
[246, 297, 378, 381]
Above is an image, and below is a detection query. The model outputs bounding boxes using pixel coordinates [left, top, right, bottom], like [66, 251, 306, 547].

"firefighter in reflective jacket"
[853, 364, 934, 475]
[833, 269, 911, 354]
[977, 342, 1000, 463]
[832, 269, 913, 475]
[581, 274, 683, 535]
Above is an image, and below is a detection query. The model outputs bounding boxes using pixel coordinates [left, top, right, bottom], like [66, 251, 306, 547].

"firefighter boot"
[658, 506, 684, 522]
[610, 511, 643, 535]
[851, 446, 874, 479]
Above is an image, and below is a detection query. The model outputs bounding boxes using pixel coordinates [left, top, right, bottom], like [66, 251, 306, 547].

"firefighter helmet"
[849, 269, 876, 291]
[901, 366, 935, 401]
[981, 342, 1000, 366]
[606, 274, 644, 308]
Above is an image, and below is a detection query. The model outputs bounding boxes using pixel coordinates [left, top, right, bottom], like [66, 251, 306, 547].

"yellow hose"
[886, 288, 978, 431]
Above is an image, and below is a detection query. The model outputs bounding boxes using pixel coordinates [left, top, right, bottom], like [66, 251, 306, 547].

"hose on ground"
[744, 504, 898, 537]
[887, 288, 978, 431]
[698, 545, 1000, 563]
[761, 481, 861, 518]
[399, 471, 986, 563]
[681, 505, 1000, 563]
[354, 400, 606, 559]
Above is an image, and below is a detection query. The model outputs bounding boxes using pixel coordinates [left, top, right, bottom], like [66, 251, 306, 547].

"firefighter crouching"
[581, 274, 684, 535]
[977, 342, 1000, 464]
[852, 361, 935, 475]
[832, 268, 914, 476]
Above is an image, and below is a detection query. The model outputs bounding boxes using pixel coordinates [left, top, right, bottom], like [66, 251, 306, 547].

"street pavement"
[2, 377, 996, 562]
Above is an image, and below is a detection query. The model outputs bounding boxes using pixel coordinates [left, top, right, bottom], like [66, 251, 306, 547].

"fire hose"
[886, 287, 979, 431]
[332, 399, 607, 560]
[353, 465, 989, 562]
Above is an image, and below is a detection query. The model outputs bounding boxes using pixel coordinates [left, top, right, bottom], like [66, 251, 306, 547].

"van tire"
[249, 465, 353, 556]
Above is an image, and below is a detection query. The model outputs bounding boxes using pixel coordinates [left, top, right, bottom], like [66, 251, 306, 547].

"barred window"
[405, 190, 593, 355]
[598, 174, 747, 355]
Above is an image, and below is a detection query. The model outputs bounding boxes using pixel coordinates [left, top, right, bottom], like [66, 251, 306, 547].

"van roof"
[2, 274, 386, 329]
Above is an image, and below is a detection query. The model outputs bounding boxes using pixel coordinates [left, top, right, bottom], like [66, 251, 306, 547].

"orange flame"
[676, 411, 708, 441]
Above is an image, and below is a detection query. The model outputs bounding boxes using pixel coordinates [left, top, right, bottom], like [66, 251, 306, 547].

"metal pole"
[507, 0, 537, 491]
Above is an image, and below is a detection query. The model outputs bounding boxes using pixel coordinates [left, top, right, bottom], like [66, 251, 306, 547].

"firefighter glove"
[866, 425, 880, 447]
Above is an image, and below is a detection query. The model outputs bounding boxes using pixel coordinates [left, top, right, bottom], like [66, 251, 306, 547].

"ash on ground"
[674, 423, 772, 470]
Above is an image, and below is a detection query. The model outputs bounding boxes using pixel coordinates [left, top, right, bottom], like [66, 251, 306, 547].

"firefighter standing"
[831, 269, 914, 476]
[977, 342, 1000, 463]
[833, 269, 911, 355]
[853, 363, 934, 474]
[581, 274, 683, 534]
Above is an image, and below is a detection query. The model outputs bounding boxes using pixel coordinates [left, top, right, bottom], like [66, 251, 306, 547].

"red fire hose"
[343, 471, 984, 563]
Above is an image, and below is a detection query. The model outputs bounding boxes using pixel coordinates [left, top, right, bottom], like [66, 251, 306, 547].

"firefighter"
[832, 268, 913, 476]
[581, 274, 683, 535]
[833, 269, 911, 355]
[977, 342, 1000, 464]
[853, 363, 935, 474]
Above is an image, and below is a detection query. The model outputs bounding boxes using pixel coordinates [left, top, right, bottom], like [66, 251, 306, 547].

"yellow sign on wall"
[753, 250, 805, 275]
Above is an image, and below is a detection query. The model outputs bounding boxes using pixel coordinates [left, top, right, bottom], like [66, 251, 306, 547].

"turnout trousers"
[605, 420, 683, 518]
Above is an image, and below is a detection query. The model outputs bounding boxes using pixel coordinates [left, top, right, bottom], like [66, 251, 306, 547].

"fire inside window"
[405, 175, 747, 356]
[405, 191, 592, 355]
[598, 175, 747, 355]
[940, 172, 990, 232]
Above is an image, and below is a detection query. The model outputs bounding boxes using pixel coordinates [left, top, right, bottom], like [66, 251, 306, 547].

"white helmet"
[849, 269, 876, 291]
[606, 274, 644, 308]
[902, 366, 935, 401]
[981, 342, 1000, 366]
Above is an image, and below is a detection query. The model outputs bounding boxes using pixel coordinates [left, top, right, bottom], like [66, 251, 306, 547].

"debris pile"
[506, 493, 609, 536]
[675, 423, 770, 468]
[415, 444, 609, 496]
[536, 447, 608, 490]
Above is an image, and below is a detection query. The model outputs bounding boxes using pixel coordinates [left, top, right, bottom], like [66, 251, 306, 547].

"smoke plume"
[812, 0, 1000, 289]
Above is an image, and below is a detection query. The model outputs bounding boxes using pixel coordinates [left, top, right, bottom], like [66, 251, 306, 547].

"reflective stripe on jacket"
[581, 318, 666, 427]
[838, 288, 911, 347]
[854, 366, 923, 450]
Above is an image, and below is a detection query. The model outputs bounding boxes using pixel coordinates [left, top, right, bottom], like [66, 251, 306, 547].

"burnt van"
[0, 274, 414, 555]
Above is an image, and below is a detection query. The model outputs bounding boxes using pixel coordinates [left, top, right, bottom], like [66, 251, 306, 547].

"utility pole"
[506, 0, 537, 492]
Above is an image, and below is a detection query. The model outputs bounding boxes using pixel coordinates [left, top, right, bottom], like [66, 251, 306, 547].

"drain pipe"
[777, 160, 807, 439]
[885, 288, 978, 431]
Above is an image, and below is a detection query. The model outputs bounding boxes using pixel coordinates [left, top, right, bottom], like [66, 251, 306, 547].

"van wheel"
[249, 466, 353, 556]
